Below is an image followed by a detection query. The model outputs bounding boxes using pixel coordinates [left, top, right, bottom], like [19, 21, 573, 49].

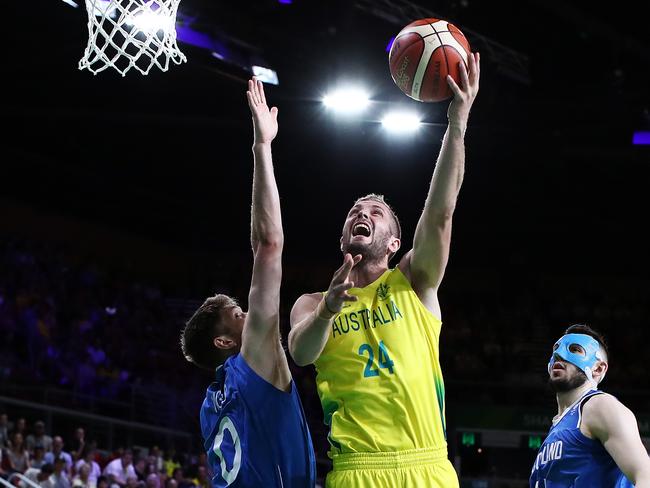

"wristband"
[317, 297, 337, 320]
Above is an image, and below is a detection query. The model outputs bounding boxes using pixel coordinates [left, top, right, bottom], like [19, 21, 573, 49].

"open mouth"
[352, 222, 371, 237]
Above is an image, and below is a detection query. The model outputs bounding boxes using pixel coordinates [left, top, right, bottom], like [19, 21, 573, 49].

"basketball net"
[79, 0, 187, 76]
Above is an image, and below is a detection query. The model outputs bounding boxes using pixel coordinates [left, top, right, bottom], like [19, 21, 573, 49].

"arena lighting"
[385, 36, 395, 52]
[125, 10, 174, 33]
[90, 0, 114, 17]
[381, 111, 421, 133]
[61, 0, 79, 7]
[252, 66, 279, 85]
[322, 88, 371, 113]
[632, 131, 650, 145]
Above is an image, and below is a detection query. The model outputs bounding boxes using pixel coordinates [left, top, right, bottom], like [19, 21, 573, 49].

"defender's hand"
[246, 77, 278, 144]
[446, 52, 480, 128]
[324, 253, 362, 315]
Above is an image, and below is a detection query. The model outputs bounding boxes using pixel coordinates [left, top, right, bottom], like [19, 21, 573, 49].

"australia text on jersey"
[332, 300, 404, 338]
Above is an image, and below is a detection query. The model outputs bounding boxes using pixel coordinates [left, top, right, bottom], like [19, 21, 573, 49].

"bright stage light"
[322, 88, 370, 114]
[252, 66, 279, 85]
[381, 111, 421, 133]
[126, 10, 173, 33]
[633, 131, 650, 145]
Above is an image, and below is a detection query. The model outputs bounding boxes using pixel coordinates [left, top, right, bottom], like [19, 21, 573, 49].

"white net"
[79, 0, 187, 76]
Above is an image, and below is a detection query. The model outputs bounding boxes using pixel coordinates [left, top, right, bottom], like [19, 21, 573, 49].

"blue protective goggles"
[548, 333, 603, 382]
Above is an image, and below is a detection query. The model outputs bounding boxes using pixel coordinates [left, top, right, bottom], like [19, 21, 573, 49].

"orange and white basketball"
[389, 18, 471, 102]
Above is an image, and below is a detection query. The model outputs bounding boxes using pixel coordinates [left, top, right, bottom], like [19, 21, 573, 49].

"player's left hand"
[246, 77, 278, 144]
[446, 52, 480, 127]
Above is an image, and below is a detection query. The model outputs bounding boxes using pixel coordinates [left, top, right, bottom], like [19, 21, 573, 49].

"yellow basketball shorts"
[325, 447, 459, 488]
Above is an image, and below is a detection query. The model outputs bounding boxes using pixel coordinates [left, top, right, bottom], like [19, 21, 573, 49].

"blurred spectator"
[145, 474, 159, 488]
[191, 466, 208, 488]
[102, 450, 135, 488]
[13, 419, 27, 439]
[44, 438, 72, 475]
[72, 463, 95, 488]
[26, 421, 53, 452]
[169, 469, 192, 488]
[0, 414, 10, 448]
[69, 429, 85, 462]
[96, 476, 108, 488]
[31, 446, 47, 469]
[50, 457, 71, 488]
[149, 448, 163, 474]
[6, 432, 30, 473]
[133, 458, 146, 482]
[124, 477, 138, 488]
[74, 447, 100, 486]
[161, 452, 179, 479]
[22, 462, 55, 488]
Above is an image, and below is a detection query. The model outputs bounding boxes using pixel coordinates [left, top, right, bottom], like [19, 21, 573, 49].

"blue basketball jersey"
[529, 389, 633, 488]
[200, 353, 316, 488]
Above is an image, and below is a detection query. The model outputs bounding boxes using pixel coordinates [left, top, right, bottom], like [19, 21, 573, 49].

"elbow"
[430, 207, 455, 226]
[288, 332, 310, 367]
[252, 234, 284, 253]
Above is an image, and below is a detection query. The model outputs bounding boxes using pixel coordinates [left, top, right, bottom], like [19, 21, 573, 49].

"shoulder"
[581, 392, 634, 439]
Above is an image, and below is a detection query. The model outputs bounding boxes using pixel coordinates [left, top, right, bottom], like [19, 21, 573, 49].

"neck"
[349, 260, 388, 288]
[555, 381, 595, 417]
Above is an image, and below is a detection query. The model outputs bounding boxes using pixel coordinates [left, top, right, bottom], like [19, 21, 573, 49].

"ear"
[388, 236, 401, 254]
[213, 335, 237, 350]
[593, 360, 608, 384]
[340, 235, 344, 252]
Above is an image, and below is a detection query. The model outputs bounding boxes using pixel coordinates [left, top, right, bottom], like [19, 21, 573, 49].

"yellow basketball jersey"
[314, 267, 448, 456]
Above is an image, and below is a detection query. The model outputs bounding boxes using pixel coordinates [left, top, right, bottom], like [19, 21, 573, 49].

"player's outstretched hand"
[246, 76, 278, 145]
[324, 253, 362, 315]
[446, 52, 480, 127]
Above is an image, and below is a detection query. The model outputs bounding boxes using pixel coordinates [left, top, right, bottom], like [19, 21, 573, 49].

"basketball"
[389, 18, 471, 102]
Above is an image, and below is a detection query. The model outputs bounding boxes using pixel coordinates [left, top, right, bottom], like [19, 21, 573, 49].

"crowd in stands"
[0, 414, 210, 488]
[1, 237, 649, 472]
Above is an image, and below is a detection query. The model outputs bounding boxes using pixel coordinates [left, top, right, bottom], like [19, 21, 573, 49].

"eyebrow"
[349, 204, 386, 213]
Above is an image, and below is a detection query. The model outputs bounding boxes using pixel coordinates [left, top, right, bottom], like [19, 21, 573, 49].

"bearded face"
[548, 359, 589, 393]
[341, 200, 398, 264]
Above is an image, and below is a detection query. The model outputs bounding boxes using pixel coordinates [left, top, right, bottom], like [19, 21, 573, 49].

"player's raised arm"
[400, 52, 480, 316]
[582, 394, 650, 488]
[240, 77, 284, 366]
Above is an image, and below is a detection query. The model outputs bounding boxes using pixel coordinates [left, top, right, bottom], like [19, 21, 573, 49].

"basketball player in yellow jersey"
[288, 52, 480, 488]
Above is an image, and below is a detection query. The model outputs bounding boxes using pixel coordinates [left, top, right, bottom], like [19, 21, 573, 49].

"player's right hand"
[246, 76, 278, 145]
[324, 253, 362, 314]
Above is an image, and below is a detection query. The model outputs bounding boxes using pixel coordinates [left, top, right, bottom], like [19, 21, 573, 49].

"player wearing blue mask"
[530, 324, 650, 488]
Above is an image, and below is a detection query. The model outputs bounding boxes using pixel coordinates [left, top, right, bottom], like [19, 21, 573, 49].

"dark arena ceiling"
[4, 0, 650, 279]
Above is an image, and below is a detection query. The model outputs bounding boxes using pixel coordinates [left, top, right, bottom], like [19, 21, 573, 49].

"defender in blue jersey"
[530, 324, 650, 488]
[180, 78, 316, 488]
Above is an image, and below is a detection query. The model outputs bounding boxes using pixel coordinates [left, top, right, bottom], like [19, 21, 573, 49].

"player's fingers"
[475, 52, 481, 84]
[459, 61, 470, 90]
[331, 254, 352, 283]
[270, 106, 278, 120]
[246, 91, 256, 111]
[257, 79, 267, 105]
[467, 53, 477, 86]
[446, 75, 462, 98]
[342, 294, 358, 302]
[352, 254, 363, 266]
[340, 253, 354, 274]
[251, 77, 261, 104]
[331, 282, 354, 295]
